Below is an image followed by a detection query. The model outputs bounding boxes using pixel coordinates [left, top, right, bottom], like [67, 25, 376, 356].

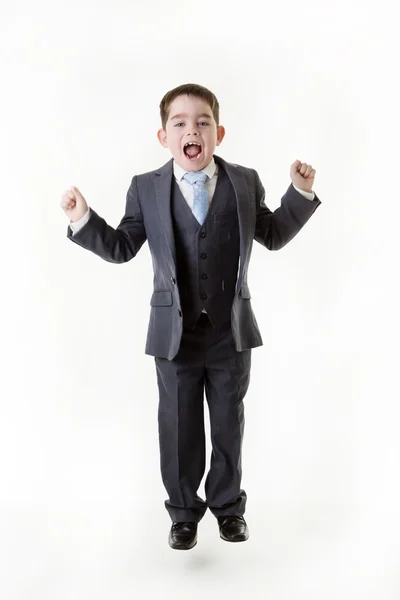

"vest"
[171, 164, 240, 328]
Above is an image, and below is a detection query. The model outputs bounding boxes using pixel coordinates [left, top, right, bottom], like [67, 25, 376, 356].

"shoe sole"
[220, 533, 249, 542]
[169, 540, 197, 550]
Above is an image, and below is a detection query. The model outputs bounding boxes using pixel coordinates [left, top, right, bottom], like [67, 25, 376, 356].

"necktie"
[183, 171, 209, 225]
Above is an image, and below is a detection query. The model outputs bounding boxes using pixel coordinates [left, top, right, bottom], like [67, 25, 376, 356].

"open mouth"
[183, 141, 203, 160]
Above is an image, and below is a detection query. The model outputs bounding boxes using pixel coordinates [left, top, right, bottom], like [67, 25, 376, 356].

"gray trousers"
[154, 312, 251, 522]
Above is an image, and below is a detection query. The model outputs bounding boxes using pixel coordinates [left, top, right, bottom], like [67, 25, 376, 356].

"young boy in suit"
[61, 83, 321, 550]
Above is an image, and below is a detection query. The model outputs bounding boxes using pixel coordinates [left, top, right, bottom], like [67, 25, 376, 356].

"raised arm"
[62, 176, 147, 263]
[253, 161, 321, 250]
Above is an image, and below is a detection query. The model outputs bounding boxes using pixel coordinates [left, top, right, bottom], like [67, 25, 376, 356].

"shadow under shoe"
[218, 516, 249, 542]
[168, 522, 198, 550]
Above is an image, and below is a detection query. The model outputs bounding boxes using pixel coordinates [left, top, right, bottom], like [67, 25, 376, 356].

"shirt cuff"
[292, 185, 315, 201]
[69, 208, 91, 234]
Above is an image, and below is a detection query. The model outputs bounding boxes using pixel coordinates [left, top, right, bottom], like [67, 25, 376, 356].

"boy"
[61, 83, 321, 550]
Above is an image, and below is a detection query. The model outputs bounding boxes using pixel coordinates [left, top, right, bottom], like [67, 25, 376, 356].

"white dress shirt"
[69, 157, 315, 234]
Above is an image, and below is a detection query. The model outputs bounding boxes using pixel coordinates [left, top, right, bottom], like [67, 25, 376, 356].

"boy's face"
[157, 94, 225, 171]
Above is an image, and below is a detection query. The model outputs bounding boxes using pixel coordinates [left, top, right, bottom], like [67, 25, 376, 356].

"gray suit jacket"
[68, 154, 321, 359]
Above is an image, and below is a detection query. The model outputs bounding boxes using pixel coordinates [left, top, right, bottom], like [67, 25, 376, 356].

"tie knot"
[183, 171, 208, 186]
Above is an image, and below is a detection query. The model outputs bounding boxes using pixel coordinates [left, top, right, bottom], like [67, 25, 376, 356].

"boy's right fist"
[60, 186, 88, 222]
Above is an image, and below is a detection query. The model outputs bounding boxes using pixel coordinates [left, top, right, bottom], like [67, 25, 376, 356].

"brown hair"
[159, 83, 220, 129]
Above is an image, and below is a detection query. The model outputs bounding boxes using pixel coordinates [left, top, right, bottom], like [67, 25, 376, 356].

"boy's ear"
[157, 128, 168, 148]
[216, 125, 225, 146]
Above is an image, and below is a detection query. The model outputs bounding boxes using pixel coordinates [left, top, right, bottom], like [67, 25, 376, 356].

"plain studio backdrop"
[1, 0, 400, 598]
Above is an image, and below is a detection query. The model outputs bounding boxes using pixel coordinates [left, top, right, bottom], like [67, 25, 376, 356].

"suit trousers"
[154, 312, 251, 522]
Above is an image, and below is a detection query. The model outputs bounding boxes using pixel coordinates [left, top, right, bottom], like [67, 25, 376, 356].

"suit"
[67, 153, 321, 521]
[68, 154, 321, 359]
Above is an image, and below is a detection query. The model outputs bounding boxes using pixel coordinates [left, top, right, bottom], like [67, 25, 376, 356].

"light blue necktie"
[183, 171, 209, 225]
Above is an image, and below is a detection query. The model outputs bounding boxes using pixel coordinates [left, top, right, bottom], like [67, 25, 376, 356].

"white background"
[1, 0, 400, 598]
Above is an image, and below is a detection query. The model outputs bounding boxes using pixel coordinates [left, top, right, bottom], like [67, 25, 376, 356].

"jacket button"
[200, 231, 206, 238]
[201, 293, 208, 300]
[171, 277, 176, 285]
[178, 309, 182, 317]
[201, 273, 208, 280]
[200, 253, 207, 259]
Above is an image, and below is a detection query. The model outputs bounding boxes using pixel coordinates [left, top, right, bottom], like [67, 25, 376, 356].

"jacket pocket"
[214, 212, 230, 222]
[214, 214, 231, 244]
[150, 291, 173, 306]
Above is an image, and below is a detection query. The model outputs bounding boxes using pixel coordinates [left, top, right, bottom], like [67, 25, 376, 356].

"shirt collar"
[173, 156, 217, 182]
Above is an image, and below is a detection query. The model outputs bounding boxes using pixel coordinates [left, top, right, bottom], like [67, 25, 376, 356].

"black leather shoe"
[168, 522, 198, 550]
[218, 516, 249, 542]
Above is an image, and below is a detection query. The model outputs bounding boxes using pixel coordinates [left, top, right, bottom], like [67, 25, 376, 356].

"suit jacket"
[67, 154, 321, 360]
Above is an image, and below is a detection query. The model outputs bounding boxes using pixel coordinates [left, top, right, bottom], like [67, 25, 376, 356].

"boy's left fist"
[290, 160, 316, 193]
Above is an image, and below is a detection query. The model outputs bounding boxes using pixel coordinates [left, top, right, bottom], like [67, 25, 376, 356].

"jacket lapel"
[214, 155, 253, 288]
[154, 158, 177, 267]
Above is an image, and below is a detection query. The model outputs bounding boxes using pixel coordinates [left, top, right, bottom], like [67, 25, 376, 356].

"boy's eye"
[174, 122, 209, 127]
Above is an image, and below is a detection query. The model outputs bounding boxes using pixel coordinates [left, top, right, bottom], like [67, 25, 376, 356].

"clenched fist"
[60, 186, 88, 223]
[290, 160, 316, 193]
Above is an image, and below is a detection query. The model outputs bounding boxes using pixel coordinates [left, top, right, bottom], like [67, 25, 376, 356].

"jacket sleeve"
[253, 169, 321, 250]
[66, 176, 147, 263]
